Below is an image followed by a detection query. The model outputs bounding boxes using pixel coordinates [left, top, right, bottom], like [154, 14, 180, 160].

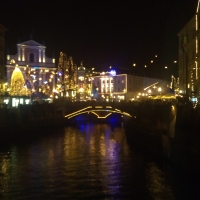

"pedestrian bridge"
[65, 105, 132, 119]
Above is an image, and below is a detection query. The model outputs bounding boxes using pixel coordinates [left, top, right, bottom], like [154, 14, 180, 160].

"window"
[30, 53, 34, 62]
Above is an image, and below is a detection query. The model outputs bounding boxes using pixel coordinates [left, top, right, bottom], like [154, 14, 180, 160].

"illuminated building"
[56, 53, 96, 101]
[6, 39, 56, 97]
[178, 0, 200, 101]
[0, 24, 7, 85]
[92, 70, 168, 102]
[77, 62, 87, 100]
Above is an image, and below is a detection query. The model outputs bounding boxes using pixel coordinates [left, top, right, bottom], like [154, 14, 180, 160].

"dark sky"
[0, 0, 197, 79]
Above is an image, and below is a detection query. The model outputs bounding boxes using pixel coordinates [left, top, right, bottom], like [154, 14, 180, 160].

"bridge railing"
[61, 101, 139, 116]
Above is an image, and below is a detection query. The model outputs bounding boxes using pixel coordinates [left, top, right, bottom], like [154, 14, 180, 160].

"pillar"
[43, 49, 45, 63]
[18, 46, 21, 61]
[22, 48, 25, 61]
[39, 49, 41, 62]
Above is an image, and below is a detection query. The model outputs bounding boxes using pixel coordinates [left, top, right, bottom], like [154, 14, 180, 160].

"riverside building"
[0, 24, 7, 86]
[178, 0, 200, 102]
[6, 39, 56, 97]
[91, 70, 169, 102]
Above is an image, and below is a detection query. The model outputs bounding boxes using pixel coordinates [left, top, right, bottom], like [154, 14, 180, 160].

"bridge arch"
[65, 105, 132, 119]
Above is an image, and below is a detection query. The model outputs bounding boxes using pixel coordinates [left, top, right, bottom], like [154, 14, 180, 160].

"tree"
[9, 67, 31, 96]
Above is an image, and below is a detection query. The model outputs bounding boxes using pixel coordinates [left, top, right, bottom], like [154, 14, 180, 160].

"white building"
[6, 40, 56, 95]
[92, 70, 169, 102]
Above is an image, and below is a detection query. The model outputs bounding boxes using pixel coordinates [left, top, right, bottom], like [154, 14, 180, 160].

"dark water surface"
[0, 123, 198, 199]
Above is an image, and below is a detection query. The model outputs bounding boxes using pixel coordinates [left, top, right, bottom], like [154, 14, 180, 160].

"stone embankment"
[1, 100, 200, 175]
[172, 104, 200, 175]
[0, 103, 67, 141]
[125, 102, 200, 175]
[125, 102, 175, 158]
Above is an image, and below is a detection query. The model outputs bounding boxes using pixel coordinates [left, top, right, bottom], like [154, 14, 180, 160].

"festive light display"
[9, 67, 31, 96]
[56, 52, 77, 98]
[65, 106, 132, 119]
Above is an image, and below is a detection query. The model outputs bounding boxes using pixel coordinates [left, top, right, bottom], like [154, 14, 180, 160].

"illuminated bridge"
[64, 103, 133, 120]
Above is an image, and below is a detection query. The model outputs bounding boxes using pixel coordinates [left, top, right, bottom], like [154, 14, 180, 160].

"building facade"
[77, 62, 93, 100]
[0, 24, 7, 86]
[6, 40, 56, 97]
[91, 70, 169, 102]
[178, 0, 200, 101]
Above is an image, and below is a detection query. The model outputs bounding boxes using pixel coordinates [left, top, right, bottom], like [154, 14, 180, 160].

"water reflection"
[0, 122, 184, 199]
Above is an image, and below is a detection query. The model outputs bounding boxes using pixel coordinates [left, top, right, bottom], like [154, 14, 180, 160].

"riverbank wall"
[125, 102, 174, 158]
[0, 103, 67, 141]
[0, 101, 137, 141]
[1, 101, 200, 176]
[171, 104, 200, 175]
[125, 102, 200, 175]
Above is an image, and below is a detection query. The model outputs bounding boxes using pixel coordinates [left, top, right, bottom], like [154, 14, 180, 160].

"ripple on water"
[0, 123, 183, 199]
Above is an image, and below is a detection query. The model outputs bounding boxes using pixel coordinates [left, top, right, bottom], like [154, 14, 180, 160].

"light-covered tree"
[9, 67, 31, 96]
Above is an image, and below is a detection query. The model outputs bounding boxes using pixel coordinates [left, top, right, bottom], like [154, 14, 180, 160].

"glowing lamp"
[110, 70, 116, 76]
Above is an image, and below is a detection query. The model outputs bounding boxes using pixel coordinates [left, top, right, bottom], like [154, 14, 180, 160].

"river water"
[0, 122, 199, 199]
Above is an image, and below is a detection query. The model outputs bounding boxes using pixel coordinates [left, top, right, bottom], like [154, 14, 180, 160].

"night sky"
[0, 0, 197, 80]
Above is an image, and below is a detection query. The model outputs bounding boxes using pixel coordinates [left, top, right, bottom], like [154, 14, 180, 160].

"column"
[22, 48, 25, 61]
[43, 49, 45, 63]
[106, 78, 108, 93]
[18, 46, 21, 61]
[39, 49, 41, 62]
[101, 78, 103, 92]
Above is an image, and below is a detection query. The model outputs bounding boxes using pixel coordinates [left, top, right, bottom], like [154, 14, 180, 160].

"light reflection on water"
[0, 123, 179, 199]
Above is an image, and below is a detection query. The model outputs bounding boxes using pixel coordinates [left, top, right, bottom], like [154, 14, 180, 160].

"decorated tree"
[9, 67, 31, 96]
